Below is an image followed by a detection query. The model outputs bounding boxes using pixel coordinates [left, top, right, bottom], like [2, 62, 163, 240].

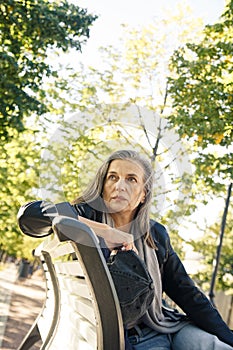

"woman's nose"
[115, 178, 126, 191]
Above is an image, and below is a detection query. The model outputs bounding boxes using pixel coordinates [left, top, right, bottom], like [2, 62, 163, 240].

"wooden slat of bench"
[61, 290, 96, 325]
[42, 297, 97, 349]
[62, 311, 96, 343]
[58, 275, 91, 299]
[55, 304, 97, 347]
[48, 241, 76, 259]
[43, 237, 60, 252]
[77, 318, 96, 346]
[35, 236, 76, 260]
[34, 235, 60, 256]
[55, 260, 84, 277]
[71, 296, 95, 325]
[48, 335, 94, 350]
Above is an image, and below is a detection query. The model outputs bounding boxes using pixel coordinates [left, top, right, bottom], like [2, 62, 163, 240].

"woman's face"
[102, 159, 146, 219]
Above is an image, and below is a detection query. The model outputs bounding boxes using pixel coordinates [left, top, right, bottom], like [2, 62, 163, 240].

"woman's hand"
[117, 241, 138, 254]
[78, 216, 137, 252]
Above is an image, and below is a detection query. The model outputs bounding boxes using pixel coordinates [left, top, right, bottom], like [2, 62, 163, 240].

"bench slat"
[61, 293, 96, 325]
[53, 310, 97, 347]
[58, 276, 91, 299]
[55, 260, 84, 277]
[34, 235, 60, 255]
[49, 241, 75, 258]
[48, 336, 94, 350]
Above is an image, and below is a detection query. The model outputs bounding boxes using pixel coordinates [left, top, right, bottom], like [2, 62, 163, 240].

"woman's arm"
[17, 200, 77, 238]
[18, 201, 54, 237]
[78, 216, 137, 252]
[18, 200, 137, 252]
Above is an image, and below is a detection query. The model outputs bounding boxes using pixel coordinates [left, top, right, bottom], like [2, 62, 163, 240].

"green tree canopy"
[0, 0, 97, 140]
[0, 128, 41, 258]
[168, 0, 233, 192]
[0, 0, 97, 258]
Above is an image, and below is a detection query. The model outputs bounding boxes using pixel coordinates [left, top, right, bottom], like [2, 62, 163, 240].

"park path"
[0, 263, 45, 350]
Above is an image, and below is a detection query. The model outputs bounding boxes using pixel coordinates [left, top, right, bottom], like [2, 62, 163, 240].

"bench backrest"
[18, 216, 124, 350]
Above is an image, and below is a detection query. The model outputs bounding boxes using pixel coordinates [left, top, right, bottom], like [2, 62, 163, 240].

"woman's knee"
[172, 324, 232, 350]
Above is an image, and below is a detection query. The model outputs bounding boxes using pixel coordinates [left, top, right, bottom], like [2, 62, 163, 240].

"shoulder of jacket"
[73, 202, 102, 222]
[149, 219, 171, 255]
[150, 219, 169, 241]
[149, 219, 172, 268]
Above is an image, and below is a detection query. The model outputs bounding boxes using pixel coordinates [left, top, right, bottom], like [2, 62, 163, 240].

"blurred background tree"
[0, 0, 97, 140]
[0, 0, 97, 260]
[168, 0, 233, 194]
[167, 0, 233, 294]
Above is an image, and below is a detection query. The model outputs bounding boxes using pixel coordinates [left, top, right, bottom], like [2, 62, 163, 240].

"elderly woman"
[18, 149, 233, 349]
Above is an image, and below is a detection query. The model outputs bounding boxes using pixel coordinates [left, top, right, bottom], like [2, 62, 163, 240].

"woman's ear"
[140, 191, 146, 203]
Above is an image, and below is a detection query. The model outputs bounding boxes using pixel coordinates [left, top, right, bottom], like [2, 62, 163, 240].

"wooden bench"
[17, 216, 125, 350]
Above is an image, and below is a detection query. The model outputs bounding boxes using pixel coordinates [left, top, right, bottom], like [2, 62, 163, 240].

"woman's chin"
[107, 203, 128, 214]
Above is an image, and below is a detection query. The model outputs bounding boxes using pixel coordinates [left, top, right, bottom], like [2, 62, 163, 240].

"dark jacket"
[17, 200, 233, 347]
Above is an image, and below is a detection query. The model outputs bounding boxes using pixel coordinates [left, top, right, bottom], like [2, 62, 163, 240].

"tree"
[166, 0, 233, 294]
[168, 0, 233, 194]
[188, 206, 233, 294]
[0, 128, 41, 258]
[0, 0, 97, 257]
[0, 0, 97, 140]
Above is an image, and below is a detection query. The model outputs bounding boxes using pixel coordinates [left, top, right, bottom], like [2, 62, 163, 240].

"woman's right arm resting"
[17, 200, 78, 238]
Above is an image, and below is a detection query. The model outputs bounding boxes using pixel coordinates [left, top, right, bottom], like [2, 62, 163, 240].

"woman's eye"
[108, 175, 116, 180]
[128, 177, 137, 183]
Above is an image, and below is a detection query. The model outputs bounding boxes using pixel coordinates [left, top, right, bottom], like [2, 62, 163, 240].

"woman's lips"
[111, 195, 127, 201]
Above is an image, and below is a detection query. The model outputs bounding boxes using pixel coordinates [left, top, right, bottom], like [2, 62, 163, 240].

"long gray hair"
[73, 149, 156, 248]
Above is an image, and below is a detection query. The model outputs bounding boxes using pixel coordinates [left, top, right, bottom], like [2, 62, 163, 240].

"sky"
[76, 0, 226, 66]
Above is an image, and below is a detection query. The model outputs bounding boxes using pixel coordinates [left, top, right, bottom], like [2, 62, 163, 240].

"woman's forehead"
[107, 159, 144, 175]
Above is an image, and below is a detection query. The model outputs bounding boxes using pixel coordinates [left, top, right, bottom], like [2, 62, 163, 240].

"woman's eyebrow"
[108, 170, 139, 178]
[127, 173, 138, 178]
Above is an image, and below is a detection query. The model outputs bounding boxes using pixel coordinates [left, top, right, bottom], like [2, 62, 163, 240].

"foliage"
[188, 205, 233, 294]
[168, 0, 233, 193]
[0, 128, 41, 257]
[0, 0, 97, 257]
[0, 0, 97, 140]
